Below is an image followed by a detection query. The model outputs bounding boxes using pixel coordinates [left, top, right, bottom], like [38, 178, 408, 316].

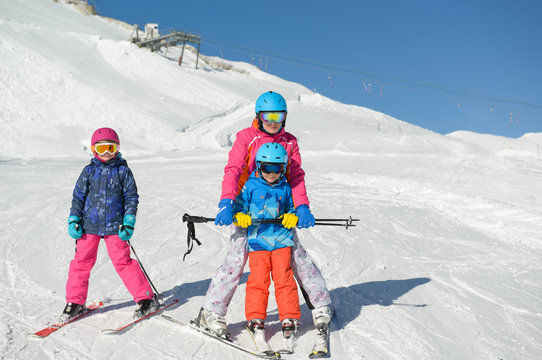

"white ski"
[101, 299, 178, 335]
[162, 315, 281, 360]
[278, 335, 294, 354]
[245, 323, 280, 358]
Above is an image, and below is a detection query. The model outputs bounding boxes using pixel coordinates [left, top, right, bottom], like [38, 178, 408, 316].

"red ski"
[101, 298, 179, 335]
[30, 301, 104, 338]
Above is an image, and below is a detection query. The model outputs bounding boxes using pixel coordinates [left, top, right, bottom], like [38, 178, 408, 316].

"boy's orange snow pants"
[245, 246, 301, 321]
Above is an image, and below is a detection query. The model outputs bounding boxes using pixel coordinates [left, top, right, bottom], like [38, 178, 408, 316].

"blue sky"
[92, 0, 542, 137]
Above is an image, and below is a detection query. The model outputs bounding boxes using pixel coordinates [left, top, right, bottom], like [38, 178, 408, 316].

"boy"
[233, 143, 301, 339]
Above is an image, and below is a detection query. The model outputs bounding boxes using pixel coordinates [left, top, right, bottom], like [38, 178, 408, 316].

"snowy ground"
[1, 1, 542, 359]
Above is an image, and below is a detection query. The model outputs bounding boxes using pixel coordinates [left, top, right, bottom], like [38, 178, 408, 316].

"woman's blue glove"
[296, 205, 315, 228]
[118, 214, 136, 241]
[68, 215, 83, 239]
[215, 199, 234, 226]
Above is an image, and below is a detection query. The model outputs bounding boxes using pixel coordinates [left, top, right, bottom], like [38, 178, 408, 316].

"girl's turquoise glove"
[68, 215, 83, 239]
[118, 214, 136, 241]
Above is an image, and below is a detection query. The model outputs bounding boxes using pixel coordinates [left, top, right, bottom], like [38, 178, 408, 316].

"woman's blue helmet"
[255, 91, 287, 114]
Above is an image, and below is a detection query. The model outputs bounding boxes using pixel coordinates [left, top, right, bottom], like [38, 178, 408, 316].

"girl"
[61, 127, 156, 321]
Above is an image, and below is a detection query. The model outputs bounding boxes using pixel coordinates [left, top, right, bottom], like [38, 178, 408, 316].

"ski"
[161, 315, 281, 360]
[30, 301, 104, 338]
[245, 323, 281, 359]
[278, 335, 294, 354]
[309, 324, 330, 359]
[101, 298, 179, 335]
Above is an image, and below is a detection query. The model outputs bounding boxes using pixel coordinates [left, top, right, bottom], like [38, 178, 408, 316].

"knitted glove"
[118, 214, 136, 241]
[68, 215, 83, 239]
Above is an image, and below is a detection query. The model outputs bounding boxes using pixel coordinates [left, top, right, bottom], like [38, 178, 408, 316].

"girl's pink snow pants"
[65, 234, 153, 305]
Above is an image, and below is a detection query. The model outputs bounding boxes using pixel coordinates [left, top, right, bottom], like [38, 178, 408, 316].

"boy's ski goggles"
[259, 162, 285, 174]
[91, 142, 118, 155]
[259, 111, 286, 124]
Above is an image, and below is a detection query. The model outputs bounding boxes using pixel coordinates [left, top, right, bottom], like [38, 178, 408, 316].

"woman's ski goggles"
[92, 142, 118, 155]
[259, 111, 286, 124]
[259, 162, 285, 174]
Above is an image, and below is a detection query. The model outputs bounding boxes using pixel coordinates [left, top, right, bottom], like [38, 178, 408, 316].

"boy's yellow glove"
[234, 212, 252, 228]
[281, 213, 299, 229]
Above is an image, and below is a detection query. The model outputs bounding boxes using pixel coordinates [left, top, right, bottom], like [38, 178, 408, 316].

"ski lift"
[144, 23, 160, 40]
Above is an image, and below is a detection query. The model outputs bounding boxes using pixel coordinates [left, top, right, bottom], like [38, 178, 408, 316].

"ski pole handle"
[182, 214, 215, 223]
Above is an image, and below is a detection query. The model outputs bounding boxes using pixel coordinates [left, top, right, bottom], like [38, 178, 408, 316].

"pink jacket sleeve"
[285, 135, 310, 208]
[220, 129, 251, 201]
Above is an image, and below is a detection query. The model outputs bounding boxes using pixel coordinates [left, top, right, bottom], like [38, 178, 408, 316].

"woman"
[196, 91, 332, 339]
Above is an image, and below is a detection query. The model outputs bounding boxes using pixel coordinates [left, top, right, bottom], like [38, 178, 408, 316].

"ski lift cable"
[200, 38, 542, 112]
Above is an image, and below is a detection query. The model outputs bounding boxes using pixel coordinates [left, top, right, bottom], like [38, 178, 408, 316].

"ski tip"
[28, 332, 48, 339]
[101, 329, 116, 335]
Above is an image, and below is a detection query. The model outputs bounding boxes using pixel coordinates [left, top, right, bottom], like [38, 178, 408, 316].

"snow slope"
[1, 1, 541, 359]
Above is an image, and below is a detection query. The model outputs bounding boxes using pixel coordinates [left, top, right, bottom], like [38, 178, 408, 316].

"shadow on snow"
[159, 274, 431, 335]
[330, 277, 431, 330]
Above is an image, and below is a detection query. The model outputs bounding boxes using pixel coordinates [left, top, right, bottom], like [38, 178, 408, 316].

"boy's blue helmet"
[255, 91, 287, 114]
[256, 143, 288, 178]
[256, 142, 288, 164]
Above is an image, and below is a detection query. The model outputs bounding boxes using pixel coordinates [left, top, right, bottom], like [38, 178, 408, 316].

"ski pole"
[181, 213, 359, 260]
[182, 214, 359, 226]
[126, 239, 163, 301]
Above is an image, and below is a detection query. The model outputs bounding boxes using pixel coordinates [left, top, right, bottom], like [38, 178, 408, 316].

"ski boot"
[247, 319, 266, 335]
[280, 318, 299, 354]
[247, 319, 278, 356]
[197, 308, 230, 339]
[281, 318, 299, 339]
[59, 302, 85, 323]
[312, 305, 333, 330]
[133, 297, 159, 318]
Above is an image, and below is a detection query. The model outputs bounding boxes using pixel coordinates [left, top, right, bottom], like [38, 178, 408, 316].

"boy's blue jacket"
[70, 155, 138, 236]
[233, 170, 296, 252]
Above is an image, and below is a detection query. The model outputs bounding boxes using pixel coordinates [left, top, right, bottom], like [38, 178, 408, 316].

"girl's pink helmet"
[91, 127, 119, 145]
